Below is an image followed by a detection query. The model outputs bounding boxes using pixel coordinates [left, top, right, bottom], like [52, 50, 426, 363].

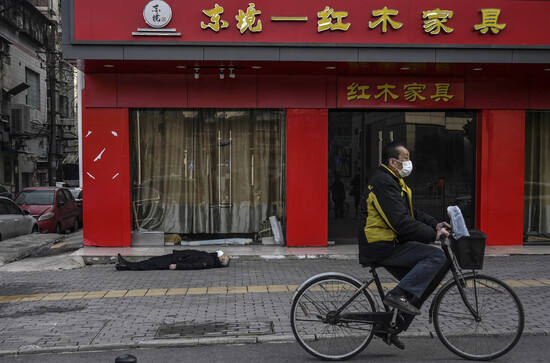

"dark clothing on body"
[121, 250, 222, 271]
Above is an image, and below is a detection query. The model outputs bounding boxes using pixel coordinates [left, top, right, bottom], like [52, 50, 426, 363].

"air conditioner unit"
[10, 104, 31, 134]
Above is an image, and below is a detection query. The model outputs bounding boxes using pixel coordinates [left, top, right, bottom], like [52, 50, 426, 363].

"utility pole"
[46, 23, 57, 186]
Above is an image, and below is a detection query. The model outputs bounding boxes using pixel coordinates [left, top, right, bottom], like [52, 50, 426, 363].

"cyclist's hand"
[436, 227, 450, 242]
[436, 222, 451, 232]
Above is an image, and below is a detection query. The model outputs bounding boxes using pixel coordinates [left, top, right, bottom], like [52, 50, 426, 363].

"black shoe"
[383, 293, 421, 316]
[374, 332, 405, 350]
[117, 253, 127, 264]
[115, 263, 130, 271]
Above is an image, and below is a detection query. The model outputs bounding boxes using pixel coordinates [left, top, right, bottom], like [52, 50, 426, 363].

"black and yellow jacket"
[358, 164, 437, 263]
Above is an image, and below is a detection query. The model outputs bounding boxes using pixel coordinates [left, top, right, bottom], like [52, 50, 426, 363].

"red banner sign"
[73, 0, 550, 46]
[337, 77, 464, 108]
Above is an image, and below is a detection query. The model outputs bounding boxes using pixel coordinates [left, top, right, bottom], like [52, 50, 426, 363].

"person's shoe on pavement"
[374, 331, 405, 350]
[116, 254, 130, 270]
[383, 291, 421, 316]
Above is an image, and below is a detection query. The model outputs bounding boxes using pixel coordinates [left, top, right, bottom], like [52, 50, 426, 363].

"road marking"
[0, 280, 547, 304]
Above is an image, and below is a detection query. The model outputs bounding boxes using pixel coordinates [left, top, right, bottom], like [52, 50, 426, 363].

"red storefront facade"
[63, 0, 550, 247]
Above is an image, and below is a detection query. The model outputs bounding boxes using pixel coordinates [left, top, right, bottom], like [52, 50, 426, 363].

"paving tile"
[103, 290, 128, 298]
[247, 285, 268, 293]
[267, 285, 288, 293]
[166, 288, 188, 296]
[145, 289, 167, 296]
[125, 289, 148, 297]
[227, 286, 247, 294]
[207, 287, 227, 294]
[186, 288, 207, 295]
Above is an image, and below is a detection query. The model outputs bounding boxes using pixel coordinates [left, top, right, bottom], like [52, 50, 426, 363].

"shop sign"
[132, 0, 181, 36]
[72, 0, 550, 46]
[337, 77, 464, 108]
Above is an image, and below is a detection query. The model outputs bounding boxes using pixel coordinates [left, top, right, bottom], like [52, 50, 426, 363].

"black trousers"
[125, 254, 173, 270]
[386, 260, 451, 333]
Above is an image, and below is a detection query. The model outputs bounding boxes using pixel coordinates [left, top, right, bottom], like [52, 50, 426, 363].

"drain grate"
[155, 320, 274, 339]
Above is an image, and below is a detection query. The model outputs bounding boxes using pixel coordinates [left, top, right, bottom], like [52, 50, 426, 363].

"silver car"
[0, 196, 39, 241]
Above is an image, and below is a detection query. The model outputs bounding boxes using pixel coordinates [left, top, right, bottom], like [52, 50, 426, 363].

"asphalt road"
[0, 335, 547, 363]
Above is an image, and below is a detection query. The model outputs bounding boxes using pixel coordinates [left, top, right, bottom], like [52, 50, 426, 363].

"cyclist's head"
[383, 141, 411, 177]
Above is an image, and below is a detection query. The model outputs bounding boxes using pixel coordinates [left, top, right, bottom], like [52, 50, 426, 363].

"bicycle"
[290, 230, 524, 361]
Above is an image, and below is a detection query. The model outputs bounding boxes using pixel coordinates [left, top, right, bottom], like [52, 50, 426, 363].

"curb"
[1, 330, 548, 357]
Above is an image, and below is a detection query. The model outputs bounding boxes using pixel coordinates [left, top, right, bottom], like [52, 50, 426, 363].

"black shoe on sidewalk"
[383, 293, 421, 316]
[374, 332, 405, 350]
[117, 253, 127, 264]
[115, 263, 130, 271]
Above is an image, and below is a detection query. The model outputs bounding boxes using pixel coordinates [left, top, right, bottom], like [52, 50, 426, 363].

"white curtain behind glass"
[130, 109, 284, 234]
[524, 111, 550, 239]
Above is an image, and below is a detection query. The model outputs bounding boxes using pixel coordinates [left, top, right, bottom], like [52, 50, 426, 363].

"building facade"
[62, 0, 550, 247]
[0, 0, 77, 194]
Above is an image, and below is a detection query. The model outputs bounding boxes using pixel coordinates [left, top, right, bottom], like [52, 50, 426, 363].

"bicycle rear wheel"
[290, 273, 376, 361]
[433, 274, 524, 361]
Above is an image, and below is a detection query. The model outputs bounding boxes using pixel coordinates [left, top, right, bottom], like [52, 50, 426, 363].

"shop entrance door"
[328, 110, 477, 243]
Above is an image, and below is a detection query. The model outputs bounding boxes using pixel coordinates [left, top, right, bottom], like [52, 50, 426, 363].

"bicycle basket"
[450, 229, 486, 270]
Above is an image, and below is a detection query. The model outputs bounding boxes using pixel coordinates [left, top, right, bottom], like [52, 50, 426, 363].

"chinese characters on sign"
[199, 4, 506, 35]
[340, 78, 463, 108]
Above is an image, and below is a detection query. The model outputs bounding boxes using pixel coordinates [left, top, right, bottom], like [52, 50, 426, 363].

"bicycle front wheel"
[290, 274, 376, 360]
[433, 274, 524, 361]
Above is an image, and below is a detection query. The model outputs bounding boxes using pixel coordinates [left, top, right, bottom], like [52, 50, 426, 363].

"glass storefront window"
[329, 110, 476, 242]
[130, 109, 285, 235]
[524, 111, 550, 242]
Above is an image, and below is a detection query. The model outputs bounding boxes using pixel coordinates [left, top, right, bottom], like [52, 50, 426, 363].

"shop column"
[477, 110, 525, 245]
[286, 109, 328, 246]
[82, 107, 131, 246]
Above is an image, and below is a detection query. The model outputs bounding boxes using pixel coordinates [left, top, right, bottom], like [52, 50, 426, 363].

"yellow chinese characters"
[369, 7, 403, 33]
[345, 81, 456, 103]
[404, 83, 427, 102]
[236, 3, 262, 34]
[201, 4, 229, 32]
[431, 83, 454, 102]
[317, 6, 350, 32]
[474, 8, 506, 34]
[347, 82, 371, 100]
[422, 9, 454, 35]
[375, 84, 399, 102]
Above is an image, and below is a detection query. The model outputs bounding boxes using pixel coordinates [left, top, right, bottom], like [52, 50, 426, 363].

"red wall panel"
[82, 106, 131, 246]
[529, 78, 550, 109]
[286, 109, 328, 246]
[85, 74, 117, 107]
[477, 110, 525, 245]
[465, 78, 528, 109]
[258, 76, 327, 108]
[118, 74, 188, 108]
[187, 75, 257, 108]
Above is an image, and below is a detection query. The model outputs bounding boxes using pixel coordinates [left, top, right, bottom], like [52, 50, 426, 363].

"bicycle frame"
[428, 238, 481, 323]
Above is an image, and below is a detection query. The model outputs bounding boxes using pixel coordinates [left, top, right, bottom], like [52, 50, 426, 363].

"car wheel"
[72, 218, 79, 233]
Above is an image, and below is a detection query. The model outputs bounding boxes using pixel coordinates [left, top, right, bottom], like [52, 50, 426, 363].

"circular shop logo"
[143, 0, 172, 29]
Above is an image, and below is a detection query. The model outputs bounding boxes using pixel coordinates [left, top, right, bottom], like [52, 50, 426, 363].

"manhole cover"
[155, 320, 274, 339]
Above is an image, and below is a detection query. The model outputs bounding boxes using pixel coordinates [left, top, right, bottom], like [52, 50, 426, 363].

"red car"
[15, 187, 80, 233]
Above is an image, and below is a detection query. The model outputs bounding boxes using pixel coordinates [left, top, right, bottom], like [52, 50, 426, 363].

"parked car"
[0, 185, 13, 200]
[69, 188, 83, 227]
[15, 187, 80, 234]
[0, 196, 38, 241]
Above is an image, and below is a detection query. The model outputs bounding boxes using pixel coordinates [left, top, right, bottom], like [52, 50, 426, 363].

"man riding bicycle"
[358, 141, 451, 350]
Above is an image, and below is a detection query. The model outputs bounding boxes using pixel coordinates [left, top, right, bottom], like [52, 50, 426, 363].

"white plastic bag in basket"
[447, 206, 470, 240]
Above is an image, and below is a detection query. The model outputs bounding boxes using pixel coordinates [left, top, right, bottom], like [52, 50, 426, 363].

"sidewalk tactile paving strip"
[166, 288, 188, 296]
[104, 290, 128, 298]
[126, 289, 148, 297]
[145, 289, 167, 296]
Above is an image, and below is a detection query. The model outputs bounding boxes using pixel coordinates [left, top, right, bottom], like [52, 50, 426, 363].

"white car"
[0, 196, 39, 241]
